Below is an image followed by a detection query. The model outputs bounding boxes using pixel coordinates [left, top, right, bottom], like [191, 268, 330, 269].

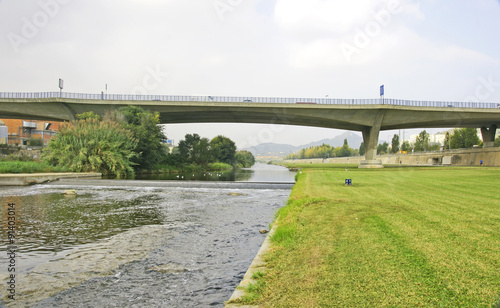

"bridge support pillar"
[481, 125, 497, 148]
[359, 111, 385, 169]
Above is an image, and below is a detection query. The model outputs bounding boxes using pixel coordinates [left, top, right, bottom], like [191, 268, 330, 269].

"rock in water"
[149, 263, 188, 274]
[228, 192, 248, 196]
[259, 229, 268, 234]
[63, 190, 77, 195]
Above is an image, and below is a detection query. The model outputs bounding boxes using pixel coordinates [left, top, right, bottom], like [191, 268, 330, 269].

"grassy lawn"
[237, 164, 500, 307]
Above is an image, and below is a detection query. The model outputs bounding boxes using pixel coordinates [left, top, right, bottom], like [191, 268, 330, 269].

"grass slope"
[239, 165, 500, 307]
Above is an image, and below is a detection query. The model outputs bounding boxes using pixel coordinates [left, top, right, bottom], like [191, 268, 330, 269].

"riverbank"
[229, 164, 500, 307]
[141, 162, 233, 175]
[282, 146, 500, 167]
[0, 160, 69, 174]
[0, 160, 233, 183]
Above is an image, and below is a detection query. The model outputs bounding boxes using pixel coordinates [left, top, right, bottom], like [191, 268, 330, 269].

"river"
[0, 164, 295, 307]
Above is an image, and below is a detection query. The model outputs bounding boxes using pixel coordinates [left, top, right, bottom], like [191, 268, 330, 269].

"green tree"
[178, 134, 212, 165]
[391, 134, 400, 153]
[495, 136, 500, 147]
[210, 135, 236, 164]
[336, 139, 352, 157]
[449, 128, 481, 149]
[377, 142, 389, 155]
[112, 106, 166, 170]
[76, 111, 101, 121]
[401, 140, 411, 152]
[299, 148, 306, 159]
[463, 128, 481, 148]
[444, 132, 451, 150]
[414, 130, 430, 152]
[235, 150, 255, 168]
[43, 118, 137, 177]
[359, 142, 365, 156]
[429, 144, 441, 151]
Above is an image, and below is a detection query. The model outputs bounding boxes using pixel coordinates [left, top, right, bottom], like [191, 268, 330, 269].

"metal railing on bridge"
[1, 92, 499, 109]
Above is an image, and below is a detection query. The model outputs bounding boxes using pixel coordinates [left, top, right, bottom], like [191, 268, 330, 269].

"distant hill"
[299, 131, 363, 149]
[242, 131, 363, 158]
[243, 143, 299, 158]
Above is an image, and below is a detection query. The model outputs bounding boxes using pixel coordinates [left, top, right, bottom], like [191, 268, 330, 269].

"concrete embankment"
[284, 147, 500, 167]
[0, 172, 102, 186]
[225, 222, 278, 308]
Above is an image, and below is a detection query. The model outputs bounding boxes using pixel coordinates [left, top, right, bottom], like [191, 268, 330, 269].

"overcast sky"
[1, 0, 499, 148]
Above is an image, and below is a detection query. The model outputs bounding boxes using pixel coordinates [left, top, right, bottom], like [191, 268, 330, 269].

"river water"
[0, 164, 295, 307]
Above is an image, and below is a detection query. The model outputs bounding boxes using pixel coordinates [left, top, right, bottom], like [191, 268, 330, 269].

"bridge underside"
[1, 98, 500, 168]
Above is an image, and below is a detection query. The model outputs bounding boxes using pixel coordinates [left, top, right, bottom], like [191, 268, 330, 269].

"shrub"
[43, 118, 138, 178]
[27, 138, 44, 147]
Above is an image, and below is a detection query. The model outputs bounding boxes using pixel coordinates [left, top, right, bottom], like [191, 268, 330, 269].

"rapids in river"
[0, 164, 295, 307]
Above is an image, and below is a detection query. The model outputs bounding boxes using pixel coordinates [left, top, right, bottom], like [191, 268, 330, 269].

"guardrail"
[1, 92, 499, 109]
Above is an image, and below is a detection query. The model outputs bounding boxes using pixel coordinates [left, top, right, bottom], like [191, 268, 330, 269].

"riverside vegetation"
[284, 128, 499, 160]
[0, 158, 69, 174]
[0, 107, 255, 177]
[232, 163, 500, 307]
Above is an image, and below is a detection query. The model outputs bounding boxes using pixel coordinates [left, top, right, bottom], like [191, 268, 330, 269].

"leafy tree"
[76, 111, 101, 121]
[336, 139, 352, 157]
[162, 151, 184, 166]
[285, 142, 360, 159]
[449, 128, 481, 149]
[285, 141, 361, 160]
[391, 134, 400, 153]
[210, 135, 236, 165]
[359, 142, 365, 156]
[495, 136, 500, 147]
[401, 140, 411, 152]
[429, 144, 441, 151]
[298, 148, 306, 159]
[444, 132, 451, 150]
[462, 128, 481, 148]
[43, 118, 137, 177]
[414, 130, 430, 152]
[377, 142, 389, 155]
[235, 150, 255, 168]
[111, 106, 166, 170]
[178, 133, 213, 165]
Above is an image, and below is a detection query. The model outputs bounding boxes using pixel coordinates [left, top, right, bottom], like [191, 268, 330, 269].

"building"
[0, 119, 62, 146]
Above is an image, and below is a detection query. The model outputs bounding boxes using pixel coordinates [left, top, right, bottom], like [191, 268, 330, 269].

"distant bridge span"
[1, 92, 499, 168]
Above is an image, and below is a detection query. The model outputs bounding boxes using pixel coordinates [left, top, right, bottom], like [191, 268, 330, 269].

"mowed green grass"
[240, 165, 500, 307]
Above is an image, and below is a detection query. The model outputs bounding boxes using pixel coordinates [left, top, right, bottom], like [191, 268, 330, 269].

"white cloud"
[274, 0, 429, 69]
[275, 0, 379, 35]
[275, 0, 423, 37]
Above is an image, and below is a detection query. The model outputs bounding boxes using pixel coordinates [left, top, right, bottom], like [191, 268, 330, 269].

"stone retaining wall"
[284, 147, 500, 167]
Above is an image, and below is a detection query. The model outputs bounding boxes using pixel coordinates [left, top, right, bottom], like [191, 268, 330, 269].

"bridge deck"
[1, 91, 499, 109]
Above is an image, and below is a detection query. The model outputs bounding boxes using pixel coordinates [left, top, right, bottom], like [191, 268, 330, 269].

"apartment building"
[0, 119, 62, 146]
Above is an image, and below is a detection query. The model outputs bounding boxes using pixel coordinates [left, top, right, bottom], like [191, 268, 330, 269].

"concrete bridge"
[1, 92, 499, 168]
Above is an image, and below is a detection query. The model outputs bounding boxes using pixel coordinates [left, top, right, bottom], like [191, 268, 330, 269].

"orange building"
[0, 119, 63, 146]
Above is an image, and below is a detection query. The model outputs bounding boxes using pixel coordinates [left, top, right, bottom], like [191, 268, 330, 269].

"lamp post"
[58, 78, 64, 98]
